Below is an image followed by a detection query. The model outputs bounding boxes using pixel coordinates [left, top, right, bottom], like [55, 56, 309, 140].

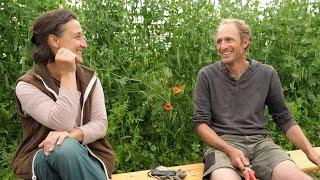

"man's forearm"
[285, 124, 313, 155]
[197, 123, 249, 170]
[286, 124, 320, 167]
[197, 123, 234, 154]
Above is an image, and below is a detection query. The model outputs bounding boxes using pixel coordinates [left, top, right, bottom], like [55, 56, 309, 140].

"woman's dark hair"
[31, 9, 77, 64]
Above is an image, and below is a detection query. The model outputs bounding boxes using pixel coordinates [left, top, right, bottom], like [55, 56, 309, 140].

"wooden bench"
[112, 147, 320, 180]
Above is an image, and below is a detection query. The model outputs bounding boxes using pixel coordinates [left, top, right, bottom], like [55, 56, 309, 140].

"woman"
[12, 9, 115, 180]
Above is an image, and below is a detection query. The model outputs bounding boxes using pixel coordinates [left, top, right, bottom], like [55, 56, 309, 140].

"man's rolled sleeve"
[266, 68, 297, 133]
[271, 110, 297, 133]
[193, 70, 212, 132]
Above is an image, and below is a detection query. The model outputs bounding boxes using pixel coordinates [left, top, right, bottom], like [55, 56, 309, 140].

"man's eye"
[226, 38, 233, 42]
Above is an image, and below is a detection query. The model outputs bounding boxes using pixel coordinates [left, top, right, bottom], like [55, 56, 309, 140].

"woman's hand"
[38, 129, 84, 155]
[54, 48, 77, 79]
[53, 48, 78, 90]
[38, 131, 70, 156]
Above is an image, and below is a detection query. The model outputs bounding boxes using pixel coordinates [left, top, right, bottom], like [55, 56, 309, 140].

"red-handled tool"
[243, 166, 257, 180]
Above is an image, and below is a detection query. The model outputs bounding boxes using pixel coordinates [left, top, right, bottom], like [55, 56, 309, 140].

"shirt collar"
[219, 58, 256, 72]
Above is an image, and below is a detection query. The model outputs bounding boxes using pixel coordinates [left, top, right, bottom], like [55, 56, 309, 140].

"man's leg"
[272, 160, 312, 180]
[210, 168, 241, 180]
[35, 138, 107, 180]
[250, 136, 312, 180]
[203, 143, 244, 179]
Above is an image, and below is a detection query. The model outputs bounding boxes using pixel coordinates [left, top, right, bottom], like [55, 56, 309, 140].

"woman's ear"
[48, 34, 59, 49]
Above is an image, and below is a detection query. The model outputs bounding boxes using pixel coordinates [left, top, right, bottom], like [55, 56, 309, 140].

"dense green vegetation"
[1, 0, 319, 178]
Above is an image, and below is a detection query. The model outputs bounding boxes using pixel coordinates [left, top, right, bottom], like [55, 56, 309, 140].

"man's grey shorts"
[203, 134, 293, 180]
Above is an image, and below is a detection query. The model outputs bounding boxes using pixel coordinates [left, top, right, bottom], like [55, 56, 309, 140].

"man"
[192, 18, 320, 180]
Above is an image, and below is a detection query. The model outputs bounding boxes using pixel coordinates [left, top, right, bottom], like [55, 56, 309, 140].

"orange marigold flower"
[163, 103, 173, 111]
[172, 86, 182, 94]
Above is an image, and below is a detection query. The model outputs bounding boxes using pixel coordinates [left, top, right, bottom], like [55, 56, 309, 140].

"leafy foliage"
[0, 0, 319, 178]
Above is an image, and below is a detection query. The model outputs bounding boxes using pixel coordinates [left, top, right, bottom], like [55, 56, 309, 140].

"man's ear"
[242, 38, 250, 50]
[48, 34, 59, 49]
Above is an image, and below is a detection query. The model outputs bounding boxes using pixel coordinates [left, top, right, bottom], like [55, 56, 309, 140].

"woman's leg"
[35, 138, 107, 180]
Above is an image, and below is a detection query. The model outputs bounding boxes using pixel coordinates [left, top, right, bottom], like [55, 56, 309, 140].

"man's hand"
[285, 125, 320, 168]
[38, 131, 70, 156]
[196, 124, 251, 170]
[227, 146, 250, 171]
[307, 150, 320, 167]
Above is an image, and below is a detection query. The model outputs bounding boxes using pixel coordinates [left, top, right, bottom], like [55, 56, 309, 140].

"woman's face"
[54, 19, 87, 63]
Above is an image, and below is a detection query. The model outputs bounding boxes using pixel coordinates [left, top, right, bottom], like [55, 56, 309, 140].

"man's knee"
[272, 160, 312, 180]
[210, 168, 241, 180]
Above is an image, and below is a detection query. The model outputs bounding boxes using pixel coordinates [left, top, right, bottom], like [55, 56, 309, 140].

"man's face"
[216, 23, 248, 64]
[55, 19, 88, 63]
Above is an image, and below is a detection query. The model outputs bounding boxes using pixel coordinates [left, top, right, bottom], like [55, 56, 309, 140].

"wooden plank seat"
[112, 147, 320, 180]
[288, 147, 320, 172]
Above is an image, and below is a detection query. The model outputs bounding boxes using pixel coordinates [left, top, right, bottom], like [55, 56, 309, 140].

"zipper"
[80, 74, 97, 126]
[85, 145, 110, 179]
[34, 74, 58, 99]
[31, 149, 42, 180]
[82, 75, 110, 179]
[30, 74, 52, 180]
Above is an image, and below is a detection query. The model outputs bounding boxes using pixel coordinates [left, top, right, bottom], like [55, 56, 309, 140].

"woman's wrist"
[60, 73, 77, 90]
[69, 128, 84, 142]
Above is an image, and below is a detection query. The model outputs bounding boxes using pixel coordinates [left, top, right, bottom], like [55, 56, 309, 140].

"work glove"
[148, 166, 187, 180]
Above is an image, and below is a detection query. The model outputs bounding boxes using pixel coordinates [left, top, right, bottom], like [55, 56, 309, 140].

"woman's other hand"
[38, 131, 70, 156]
